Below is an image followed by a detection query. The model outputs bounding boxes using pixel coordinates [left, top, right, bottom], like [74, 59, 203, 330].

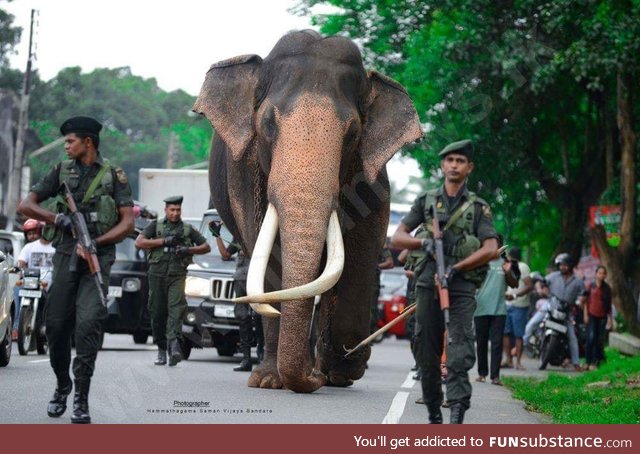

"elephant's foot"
[323, 344, 370, 387]
[327, 372, 354, 387]
[280, 368, 327, 393]
[247, 360, 283, 389]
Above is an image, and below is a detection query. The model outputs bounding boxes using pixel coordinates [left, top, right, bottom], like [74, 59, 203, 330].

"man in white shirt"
[12, 219, 55, 340]
[18, 220, 56, 285]
[502, 247, 533, 370]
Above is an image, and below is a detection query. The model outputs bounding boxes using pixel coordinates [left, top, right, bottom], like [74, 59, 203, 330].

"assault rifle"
[431, 202, 451, 344]
[62, 182, 108, 307]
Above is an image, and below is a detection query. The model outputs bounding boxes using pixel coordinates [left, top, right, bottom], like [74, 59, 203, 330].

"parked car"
[0, 229, 25, 310]
[181, 209, 247, 358]
[374, 267, 410, 341]
[0, 230, 25, 260]
[0, 251, 14, 366]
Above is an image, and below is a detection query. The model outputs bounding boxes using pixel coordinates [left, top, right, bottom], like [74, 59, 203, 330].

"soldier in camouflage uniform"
[391, 139, 498, 424]
[135, 196, 210, 366]
[18, 116, 135, 424]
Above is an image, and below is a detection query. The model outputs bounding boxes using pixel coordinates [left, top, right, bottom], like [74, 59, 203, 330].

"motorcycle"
[526, 319, 545, 359]
[16, 268, 48, 356]
[538, 296, 571, 370]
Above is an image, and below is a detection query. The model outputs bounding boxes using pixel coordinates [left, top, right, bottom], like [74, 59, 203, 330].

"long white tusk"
[234, 208, 344, 305]
[241, 203, 282, 317]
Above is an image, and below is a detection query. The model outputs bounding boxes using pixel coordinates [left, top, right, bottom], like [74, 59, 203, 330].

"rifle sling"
[442, 198, 473, 232]
[424, 198, 473, 234]
[81, 163, 110, 204]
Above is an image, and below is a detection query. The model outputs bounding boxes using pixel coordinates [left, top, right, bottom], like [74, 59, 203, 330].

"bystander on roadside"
[583, 265, 612, 370]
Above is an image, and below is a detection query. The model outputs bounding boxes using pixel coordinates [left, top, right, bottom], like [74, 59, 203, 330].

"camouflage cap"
[163, 195, 183, 205]
[438, 139, 473, 160]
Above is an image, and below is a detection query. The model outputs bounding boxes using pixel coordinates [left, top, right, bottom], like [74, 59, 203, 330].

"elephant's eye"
[260, 113, 277, 142]
[343, 118, 361, 150]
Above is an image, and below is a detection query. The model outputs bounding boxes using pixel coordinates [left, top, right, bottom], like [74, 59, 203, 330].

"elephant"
[193, 30, 422, 393]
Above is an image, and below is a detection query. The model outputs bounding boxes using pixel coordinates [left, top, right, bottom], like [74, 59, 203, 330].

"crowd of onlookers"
[391, 240, 613, 390]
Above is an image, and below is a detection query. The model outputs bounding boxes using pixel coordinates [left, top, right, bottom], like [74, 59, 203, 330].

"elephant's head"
[194, 31, 422, 392]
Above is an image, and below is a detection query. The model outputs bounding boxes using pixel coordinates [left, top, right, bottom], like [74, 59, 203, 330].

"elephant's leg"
[320, 238, 381, 385]
[320, 265, 375, 386]
[247, 310, 283, 389]
[317, 290, 372, 387]
[319, 184, 389, 386]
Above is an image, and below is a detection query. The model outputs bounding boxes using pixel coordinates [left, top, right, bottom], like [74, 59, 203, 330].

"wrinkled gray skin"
[193, 30, 422, 393]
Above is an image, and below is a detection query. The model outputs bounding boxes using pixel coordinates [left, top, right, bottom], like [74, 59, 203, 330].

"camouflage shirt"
[31, 153, 133, 256]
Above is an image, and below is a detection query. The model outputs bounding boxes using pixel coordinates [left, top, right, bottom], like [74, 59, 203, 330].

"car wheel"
[0, 314, 12, 367]
[216, 342, 236, 357]
[132, 332, 148, 344]
[179, 338, 192, 360]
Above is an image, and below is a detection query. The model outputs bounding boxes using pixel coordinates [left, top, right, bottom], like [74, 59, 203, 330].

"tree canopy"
[0, 0, 20, 67]
[301, 0, 639, 265]
[25, 66, 212, 196]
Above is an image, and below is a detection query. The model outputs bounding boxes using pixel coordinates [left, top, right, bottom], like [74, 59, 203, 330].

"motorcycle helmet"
[554, 252, 573, 268]
[23, 219, 43, 240]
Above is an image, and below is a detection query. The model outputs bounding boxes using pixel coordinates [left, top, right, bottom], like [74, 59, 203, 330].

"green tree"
[27, 66, 213, 196]
[0, 0, 21, 68]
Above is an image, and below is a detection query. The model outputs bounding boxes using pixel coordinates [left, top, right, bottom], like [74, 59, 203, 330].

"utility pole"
[4, 9, 37, 230]
[166, 132, 177, 169]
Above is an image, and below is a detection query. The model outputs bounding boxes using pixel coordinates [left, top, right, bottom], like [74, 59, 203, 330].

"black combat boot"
[70, 379, 91, 424]
[154, 348, 167, 366]
[427, 404, 443, 424]
[234, 348, 252, 372]
[47, 379, 72, 417]
[449, 403, 466, 424]
[168, 339, 183, 367]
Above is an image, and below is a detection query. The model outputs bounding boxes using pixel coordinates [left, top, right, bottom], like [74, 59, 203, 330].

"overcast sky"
[5, 0, 313, 95]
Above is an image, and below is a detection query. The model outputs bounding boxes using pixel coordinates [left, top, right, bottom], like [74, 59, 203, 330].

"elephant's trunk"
[275, 195, 334, 392]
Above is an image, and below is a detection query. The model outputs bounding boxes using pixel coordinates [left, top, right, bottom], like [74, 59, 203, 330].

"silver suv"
[181, 209, 243, 358]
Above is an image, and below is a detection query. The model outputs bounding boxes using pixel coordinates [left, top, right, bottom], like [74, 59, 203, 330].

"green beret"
[60, 116, 103, 136]
[163, 195, 183, 205]
[438, 139, 473, 160]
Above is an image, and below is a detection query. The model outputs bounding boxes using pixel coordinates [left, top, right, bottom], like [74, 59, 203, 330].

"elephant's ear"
[193, 54, 263, 161]
[359, 72, 423, 183]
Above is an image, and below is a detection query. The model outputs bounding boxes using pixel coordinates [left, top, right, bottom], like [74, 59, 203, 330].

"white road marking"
[28, 359, 49, 363]
[401, 371, 416, 389]
[382, 391, 409, 424]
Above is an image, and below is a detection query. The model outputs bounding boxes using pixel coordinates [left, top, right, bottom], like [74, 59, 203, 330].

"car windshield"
[199, 214, 234, 257]
[380, 270, 408, 296]
[182, 218, 202, 230]
[115, 236, 145, 262]
[0, 238, 13, 256]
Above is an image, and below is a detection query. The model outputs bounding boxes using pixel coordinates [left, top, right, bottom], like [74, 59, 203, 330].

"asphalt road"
[0, 333, 543, 424]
